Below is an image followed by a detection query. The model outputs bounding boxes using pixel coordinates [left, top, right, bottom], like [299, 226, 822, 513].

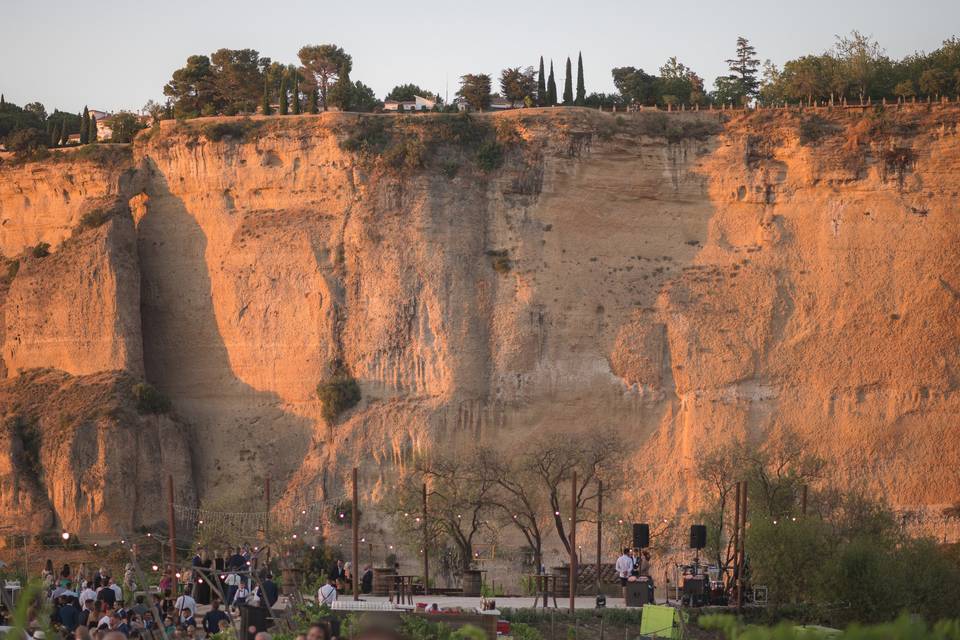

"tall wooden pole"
[569, 471, 577, 613]
[265, 475, 271, 564]
[596, 480, 602, 592]
[167, 475, 177, 573]
[422, 483, 429, 596]
[352, 467, 360, 600]
[736, 481, 748, 611]
[730, 480, 740, 578]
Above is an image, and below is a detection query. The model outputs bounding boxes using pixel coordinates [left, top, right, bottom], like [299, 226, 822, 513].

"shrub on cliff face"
[79, 208, 112, 229]
[317, 360, 361, 423]
[200, 118, 263, 142]
[1, 259, 19, 285]
[133, 382, 172, 414]
[31, 242, 50, 258]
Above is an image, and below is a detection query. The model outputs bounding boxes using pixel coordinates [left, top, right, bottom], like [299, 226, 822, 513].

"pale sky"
[2, 0, 958, 114]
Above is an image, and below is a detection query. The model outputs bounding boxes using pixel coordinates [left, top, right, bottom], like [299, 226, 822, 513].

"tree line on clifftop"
[3, 32, 960, 158]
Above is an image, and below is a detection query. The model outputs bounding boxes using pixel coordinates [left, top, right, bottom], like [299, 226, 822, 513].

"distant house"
[488, 96, 520, 110]
[67, 133, 81, 145]
[384, 95, 436, 112]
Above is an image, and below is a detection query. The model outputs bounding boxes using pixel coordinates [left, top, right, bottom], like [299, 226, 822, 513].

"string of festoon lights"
[172, 498, 345, 539]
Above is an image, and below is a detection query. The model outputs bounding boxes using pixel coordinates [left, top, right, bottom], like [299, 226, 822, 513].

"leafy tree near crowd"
[298, 44, 352, 111]
[456, 73, 492, 111]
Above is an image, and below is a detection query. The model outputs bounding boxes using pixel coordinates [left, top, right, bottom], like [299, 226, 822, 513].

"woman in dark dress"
[193, 550, 212, 605]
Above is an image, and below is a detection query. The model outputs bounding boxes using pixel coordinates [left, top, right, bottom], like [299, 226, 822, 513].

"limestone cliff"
[1, 107, 958, 540]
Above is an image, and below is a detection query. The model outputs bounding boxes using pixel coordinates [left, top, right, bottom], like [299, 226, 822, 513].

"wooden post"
[265, 475, 271, 564]
[736, 481, 748, 611]
[167, 475, 177, 573]
[730, 480, 740, 578]
[569, 471, 577, 613]
[422, 483, 429, 596]
[352, 467, 360, 600]
[596, 480, 602, 592]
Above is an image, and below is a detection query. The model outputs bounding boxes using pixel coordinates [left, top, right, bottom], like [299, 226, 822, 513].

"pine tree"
[547, 61, 558, 106]
[88, 115, 98, 143]
[575, 52, 585, 105]
[292, 73, 301, 114]
[80, 106, 90, 144]
[725, 36, 761, 106]
[537, 56, 546, 107]
[261, 77, 271, 115]
[279, 76, 289, 115]
[308, 88, 319, 114]
[563, 57, 573, 105]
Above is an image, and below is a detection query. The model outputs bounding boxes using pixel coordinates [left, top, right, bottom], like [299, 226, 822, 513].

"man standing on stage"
[615, 548, 635, 587]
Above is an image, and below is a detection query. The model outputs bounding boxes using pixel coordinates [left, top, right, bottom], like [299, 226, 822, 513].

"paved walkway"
[329, 594, 640, 611]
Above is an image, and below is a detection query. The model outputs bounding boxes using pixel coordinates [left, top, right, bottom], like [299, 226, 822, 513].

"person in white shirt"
[317, 577, 337, 605]
[174, 585, 197, 617]
[109, 577, 123, 605]
[79, 586, 97, 607]
[615, 548, 636, 586]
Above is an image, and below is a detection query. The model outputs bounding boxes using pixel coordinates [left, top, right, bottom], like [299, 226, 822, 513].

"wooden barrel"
[372, 567, 396, 596]
[461, 569, 483, 597]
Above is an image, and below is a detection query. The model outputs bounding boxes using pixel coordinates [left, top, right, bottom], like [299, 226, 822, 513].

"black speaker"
[690, 524, 707, 549]
[632, 523, 650, 549]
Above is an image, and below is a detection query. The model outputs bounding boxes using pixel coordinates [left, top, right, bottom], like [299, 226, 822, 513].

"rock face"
[1, 107, 959, 538]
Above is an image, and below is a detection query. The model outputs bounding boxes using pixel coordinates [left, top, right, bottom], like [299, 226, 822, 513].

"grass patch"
[133, 382, 172, 414]
[475, 139, 504, 171]
[316, 359, 361, 423]
[633, 112, 721, 142]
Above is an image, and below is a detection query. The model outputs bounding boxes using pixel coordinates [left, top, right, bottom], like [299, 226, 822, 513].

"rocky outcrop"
[0, 369, 194, 535]
[0, 107, 958, 539]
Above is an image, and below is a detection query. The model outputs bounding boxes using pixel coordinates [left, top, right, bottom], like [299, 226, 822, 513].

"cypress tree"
[88, 115, 97, 143]
[61, 119, 71, 145]
[80, 106, 90, 144]
[0, 94, 5, 108]
[547, 61, 558, 106]
[261, 77, 271, 115]
[292, 73, 301, 114]
[308, 88, 319, 114]
[563, 57, 573, 105]
[49, 121, 59, 147]
[279, 76, 289, 115]
[537, 56, 546, 107]
[575, 52, 585, 105]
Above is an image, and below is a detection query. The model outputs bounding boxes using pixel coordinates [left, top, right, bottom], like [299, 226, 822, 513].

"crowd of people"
[5, 547, 288, 640]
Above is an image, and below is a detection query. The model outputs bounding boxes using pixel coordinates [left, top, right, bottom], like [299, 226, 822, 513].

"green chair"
[639, 604, 684, 639]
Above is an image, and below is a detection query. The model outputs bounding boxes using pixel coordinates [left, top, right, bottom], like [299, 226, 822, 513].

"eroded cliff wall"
[1, 107, 958, 538]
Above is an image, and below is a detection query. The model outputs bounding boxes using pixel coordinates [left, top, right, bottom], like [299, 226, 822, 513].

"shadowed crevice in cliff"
[136, 157, 314, 499]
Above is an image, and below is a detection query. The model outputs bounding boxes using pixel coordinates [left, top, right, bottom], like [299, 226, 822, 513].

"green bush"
[31, 242, 50, 258]
[133, 382, 172, 414]
[201, 118, 262, 142]
[701, 613, 960, 640]
[475, 139, 503, 171]
[79, 209, 112, 229]
[510, 623, 543, 640]
[316, 360, 361, 423]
